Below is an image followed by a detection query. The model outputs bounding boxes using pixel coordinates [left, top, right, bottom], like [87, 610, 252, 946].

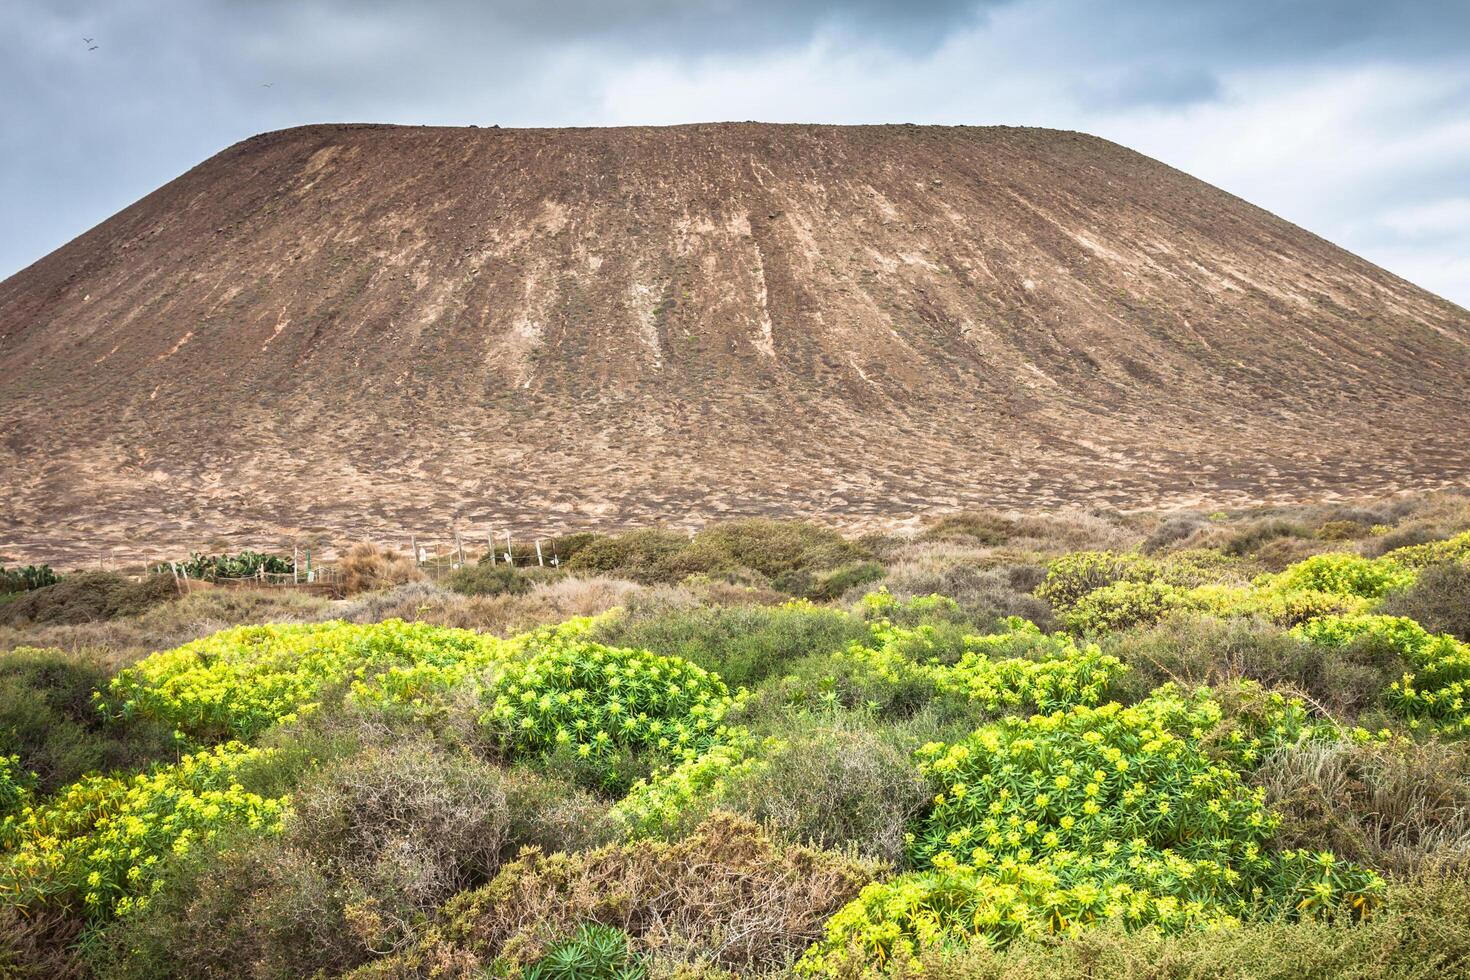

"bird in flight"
[88, 45, 99, 51]
[261, 82, 273, 88]
[83, 36, 93, 43]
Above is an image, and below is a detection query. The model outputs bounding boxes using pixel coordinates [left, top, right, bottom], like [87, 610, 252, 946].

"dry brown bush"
[339, 542, 425, 596]
[287, 741, 510, 948]
[0, 904, 87, 979]
[341, 575, 641, 634]
[358, 812, 879, 977]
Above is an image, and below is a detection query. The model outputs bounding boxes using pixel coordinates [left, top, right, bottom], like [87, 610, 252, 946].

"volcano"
[2, 122, 1468, 562]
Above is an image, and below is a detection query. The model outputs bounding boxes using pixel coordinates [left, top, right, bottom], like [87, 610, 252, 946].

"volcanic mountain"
[2, 122, 1468, 563]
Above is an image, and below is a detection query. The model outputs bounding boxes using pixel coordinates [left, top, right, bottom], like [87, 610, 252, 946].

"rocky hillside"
[2, 122, 1467, 561]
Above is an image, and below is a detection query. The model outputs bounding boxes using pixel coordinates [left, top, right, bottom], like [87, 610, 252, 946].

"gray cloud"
[2, 0, 1467, 306]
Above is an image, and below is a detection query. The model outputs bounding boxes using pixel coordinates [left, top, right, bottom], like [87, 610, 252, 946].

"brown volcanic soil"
[2, 122, 1469, 564]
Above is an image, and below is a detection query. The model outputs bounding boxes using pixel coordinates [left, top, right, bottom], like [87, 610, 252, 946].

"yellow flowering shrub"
[1263, 553, 1416, 601]
[480, 637, 748, 788]
[797, 688, 1382, 974]
[1294, 614, 1470, 735]
[1382, 530, 1470, 569]
[1036, 552, 1161, 611]
[812, 609, 1128, 715]
[1044, 548, 1428, 636]
[1, 755, 34, 842]
[1060, 580, 1194, 634]
[0, 742, 287, 920]
[104, 619, 509, 743]
[611, 737, 778, 835]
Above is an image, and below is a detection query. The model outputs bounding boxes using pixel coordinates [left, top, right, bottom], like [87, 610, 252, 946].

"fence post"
[505, 530, 513, 567]
[535, 540, 544, 567]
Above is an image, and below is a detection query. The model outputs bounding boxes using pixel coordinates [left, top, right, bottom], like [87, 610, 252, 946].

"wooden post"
[455, 531, 464, 568]
[293, 544, 299, 584]
[535, 540, 544, 567]
[486, 530, 495, 564]
[505, 530, 513, 567]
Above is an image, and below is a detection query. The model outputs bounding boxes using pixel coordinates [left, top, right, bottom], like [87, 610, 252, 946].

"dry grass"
[340, 576, 642, 635]
[1257, 737, 1470, 877]
[0, 587, 335, 665]
[339, 542, 425, 596]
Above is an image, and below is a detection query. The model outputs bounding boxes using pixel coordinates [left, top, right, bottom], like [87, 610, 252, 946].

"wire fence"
[158, 531, 566, 597]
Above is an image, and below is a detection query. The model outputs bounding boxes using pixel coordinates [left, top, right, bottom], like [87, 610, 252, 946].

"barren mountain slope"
[2, 122, 1468, 562]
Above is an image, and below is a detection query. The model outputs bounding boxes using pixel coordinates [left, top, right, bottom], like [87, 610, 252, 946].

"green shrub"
[751, 648, 942, 721]
[480, 638, 745, 791]
[611, 740, 769, 839]
[1102, 615, 1396, 719]
[0, 564, 58, 595]
[565, 520, 871, 592]
[881, 564, 1054, 631]
[1259, 737, 1470, 877]
[716, 724, 931, 865]
[1268, 553, 1416, 601]
[0, 572, 177, 626]
[0, 646, 176, 793]
[444, 562, 532, 597]
[1035, 552, 1158, 611]
[1381, 561, 1470, 641]
[799, 687, 1379, 974]
[1317, 519, 1368, 541]
[1221, 519, 1313, 557]
[521, 923, 647, 979]
[818, 871, 1470, 979]
[0, 742, 289, 920]
[918, 512, 1017, 546]
[565, 529, 697, 583]
[1060, 580, 1192, 635]
[595, 601, 869, 688]
[691, 519, 870, 581]
[776, 560, 886, 602]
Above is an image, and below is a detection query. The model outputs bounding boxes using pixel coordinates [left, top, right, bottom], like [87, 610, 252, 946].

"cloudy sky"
[4, 0, 1468, 306]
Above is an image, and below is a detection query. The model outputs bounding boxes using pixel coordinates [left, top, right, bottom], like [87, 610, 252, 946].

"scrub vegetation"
[3, 492, 1470, 978]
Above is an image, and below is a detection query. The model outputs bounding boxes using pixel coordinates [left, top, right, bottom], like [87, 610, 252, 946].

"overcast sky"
[3, 0, 1468, 306]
